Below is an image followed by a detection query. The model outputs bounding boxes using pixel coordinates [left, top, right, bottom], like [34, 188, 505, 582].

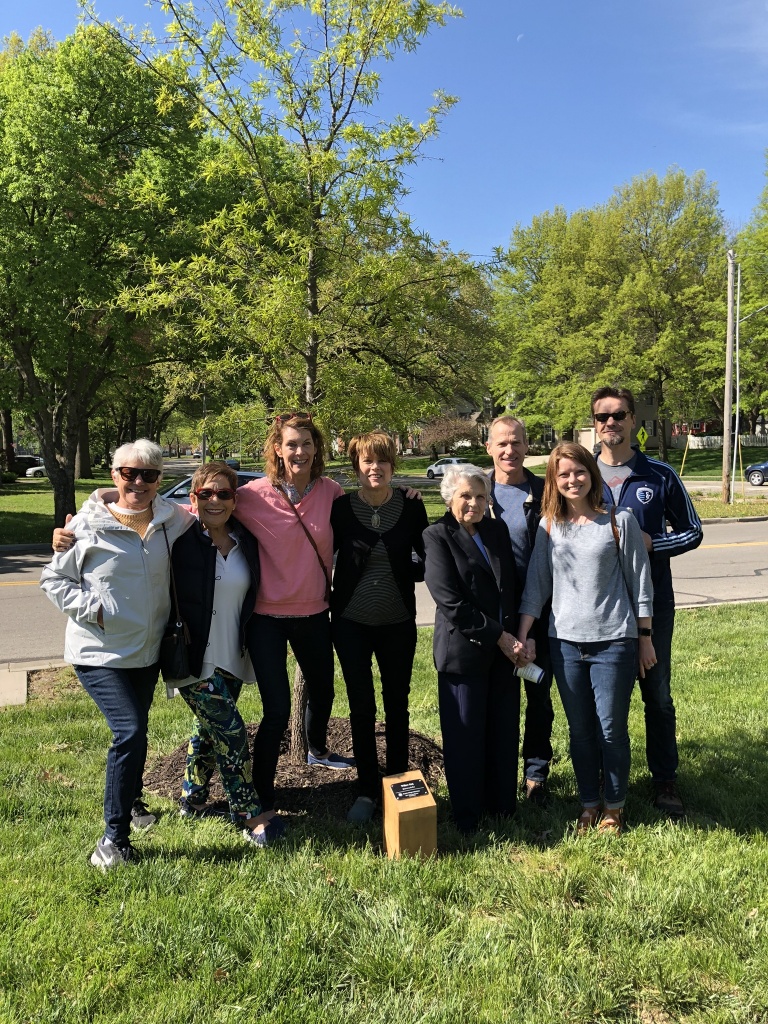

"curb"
[699, 516, 768, 524]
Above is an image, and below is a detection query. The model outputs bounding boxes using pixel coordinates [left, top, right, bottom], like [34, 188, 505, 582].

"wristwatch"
[638, 627, 653, 637]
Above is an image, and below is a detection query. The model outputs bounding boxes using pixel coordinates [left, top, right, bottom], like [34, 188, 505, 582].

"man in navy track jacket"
[591, 386, 703, 817]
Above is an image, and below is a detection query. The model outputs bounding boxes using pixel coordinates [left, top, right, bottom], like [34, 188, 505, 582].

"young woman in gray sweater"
[517, 442, 655, 836]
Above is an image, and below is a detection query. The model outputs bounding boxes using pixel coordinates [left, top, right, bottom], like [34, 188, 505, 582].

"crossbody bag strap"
[609, 506, 637, 616]
[272, 484, 332, 602]
[609, 505, 620, 552]
[162, 524, 190, 640]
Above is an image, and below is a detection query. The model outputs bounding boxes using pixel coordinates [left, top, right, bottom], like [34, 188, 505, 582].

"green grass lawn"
[2, 604, 768, 1023]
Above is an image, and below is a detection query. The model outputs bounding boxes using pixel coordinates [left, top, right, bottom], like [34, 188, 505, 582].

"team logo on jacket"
[636, 487, 654, 504]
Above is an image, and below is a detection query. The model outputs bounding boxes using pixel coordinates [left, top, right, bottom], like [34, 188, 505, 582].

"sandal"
[597, 808, 624, 836]
[576, 806, 600, 835]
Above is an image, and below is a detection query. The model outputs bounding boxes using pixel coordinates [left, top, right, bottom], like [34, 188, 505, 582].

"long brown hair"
[263, 413, 326, 484]
[541, 441, 606, 523]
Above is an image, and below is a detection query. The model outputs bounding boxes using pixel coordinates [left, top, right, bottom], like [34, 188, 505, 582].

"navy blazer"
[424, 511, 519, 675]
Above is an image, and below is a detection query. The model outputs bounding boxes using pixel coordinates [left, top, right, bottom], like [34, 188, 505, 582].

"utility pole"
[722, 249, 736, 503]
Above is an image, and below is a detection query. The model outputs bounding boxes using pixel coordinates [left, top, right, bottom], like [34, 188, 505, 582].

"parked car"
[25, 463, 47, 478]
[745, 456, 768, 486]
[224, 458, 241, 471]
[425, 456, 470, 480]
[160, 469, 265, 504]
[14, 456, 42, 474]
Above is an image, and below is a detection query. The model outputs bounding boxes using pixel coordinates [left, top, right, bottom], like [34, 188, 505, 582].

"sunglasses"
[593, 411, 629, 423]
[115, 467, 162, 483]
[276, 411, 312, 423]
[193, 487, 236, 501]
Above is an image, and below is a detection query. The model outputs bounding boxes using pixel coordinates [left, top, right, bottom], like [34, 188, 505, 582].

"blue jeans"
[75, 663, 159, 844]
[247, 612, 335, 811]
[550, 638, 637, 809]
[638, 604, 677, 782]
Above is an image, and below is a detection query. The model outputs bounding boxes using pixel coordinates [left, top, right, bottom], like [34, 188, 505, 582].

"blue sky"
[4, 1, 768, 259]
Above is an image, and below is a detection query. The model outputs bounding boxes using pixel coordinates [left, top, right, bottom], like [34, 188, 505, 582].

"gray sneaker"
[89, 836, 136, 870]
[130, 799, 157, 830]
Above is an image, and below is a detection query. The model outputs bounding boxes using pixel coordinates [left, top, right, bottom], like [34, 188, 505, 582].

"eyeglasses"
[116, 467, 162, 483]
[192, 487, 236, 501]
[276, 411, 312, 423]
[593, 411, 629, 423]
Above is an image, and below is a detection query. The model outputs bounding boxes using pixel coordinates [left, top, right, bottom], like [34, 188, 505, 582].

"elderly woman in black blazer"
[424, 463, 535, 833]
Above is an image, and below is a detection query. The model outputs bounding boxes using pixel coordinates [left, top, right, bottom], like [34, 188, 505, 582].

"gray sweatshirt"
[519, 510, 653, 642]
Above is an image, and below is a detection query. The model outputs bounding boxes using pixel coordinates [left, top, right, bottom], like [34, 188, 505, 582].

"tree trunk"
[657, 415, 668, 462]
[75, 417, 92, 479]
[288, 662, 309, 764]
[1, 408, 13, 472]
[304, 244, 320, 406]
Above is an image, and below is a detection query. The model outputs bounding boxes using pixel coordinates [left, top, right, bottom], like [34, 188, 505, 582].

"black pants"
[333, 616, 417, 801]
[247, 612, 335, 811]
[521, 633, 554, 783]
[437, 651, 520, 833]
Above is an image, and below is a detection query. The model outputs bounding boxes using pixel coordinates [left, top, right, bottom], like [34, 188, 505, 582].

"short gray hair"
[112, 439, 164, 474]
[440, 464, 491, 505]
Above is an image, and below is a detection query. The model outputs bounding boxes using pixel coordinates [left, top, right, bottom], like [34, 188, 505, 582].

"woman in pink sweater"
[233, 413, 354, 817]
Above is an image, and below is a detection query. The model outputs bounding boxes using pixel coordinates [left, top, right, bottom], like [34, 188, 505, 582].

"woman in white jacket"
[41, 440, 192, 869]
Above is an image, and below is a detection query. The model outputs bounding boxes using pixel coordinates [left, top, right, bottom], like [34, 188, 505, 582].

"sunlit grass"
[2, 606, 768, 1022]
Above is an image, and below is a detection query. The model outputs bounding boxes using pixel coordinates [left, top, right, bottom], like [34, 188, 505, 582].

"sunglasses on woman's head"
[193, 487, 236, 501]
[593, 411, 628, 423]
[276, 411, 312, 423]
[115, 467, 162, 483]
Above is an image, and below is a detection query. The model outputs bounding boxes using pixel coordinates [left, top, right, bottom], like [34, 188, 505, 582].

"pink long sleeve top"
[234, 475, 343, 617]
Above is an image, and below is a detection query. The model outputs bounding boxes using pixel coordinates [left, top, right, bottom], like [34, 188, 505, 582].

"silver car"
[160, 470, 265, 504]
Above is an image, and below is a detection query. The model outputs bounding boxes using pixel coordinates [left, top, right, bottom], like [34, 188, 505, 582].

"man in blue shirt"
[485, 415, 553, 805]
[591, 387, 703, 816]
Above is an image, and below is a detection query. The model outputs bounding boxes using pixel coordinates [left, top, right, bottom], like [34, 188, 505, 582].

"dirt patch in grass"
[145, 717, 444, 820]
[27, 667, 79, 701]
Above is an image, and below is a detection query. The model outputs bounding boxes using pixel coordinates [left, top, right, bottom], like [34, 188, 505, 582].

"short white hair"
[112, 439, 164, 474]
[440, 464, 491, 505]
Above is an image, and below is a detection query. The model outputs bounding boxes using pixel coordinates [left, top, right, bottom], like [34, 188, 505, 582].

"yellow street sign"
[636, 425, 648, 452]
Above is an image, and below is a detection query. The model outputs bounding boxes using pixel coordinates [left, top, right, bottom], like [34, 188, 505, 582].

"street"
[1, 519, 766, 666]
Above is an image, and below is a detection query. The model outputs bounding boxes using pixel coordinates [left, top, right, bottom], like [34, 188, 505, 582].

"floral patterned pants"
[179, 670, 261, 821]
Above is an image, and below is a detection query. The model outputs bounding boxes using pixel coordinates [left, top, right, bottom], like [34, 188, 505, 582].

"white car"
[25, 463, 47, 478]
[425, 457, 470, 480]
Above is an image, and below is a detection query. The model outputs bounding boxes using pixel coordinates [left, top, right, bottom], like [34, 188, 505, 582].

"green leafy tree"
[493, 170, 726, 459]
[102, 0, 496, 431]
[0, 25, 202, 521]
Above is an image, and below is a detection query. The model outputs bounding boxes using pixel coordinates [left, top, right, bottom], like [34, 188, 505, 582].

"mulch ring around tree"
[144, 717, 445, 820]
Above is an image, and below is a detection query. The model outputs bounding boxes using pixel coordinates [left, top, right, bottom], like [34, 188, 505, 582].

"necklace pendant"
[370, 511, 381, 529]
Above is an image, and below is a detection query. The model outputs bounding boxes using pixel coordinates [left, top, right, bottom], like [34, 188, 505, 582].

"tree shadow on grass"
[665, 729, 768, 835]
[0, 510, 55, 547]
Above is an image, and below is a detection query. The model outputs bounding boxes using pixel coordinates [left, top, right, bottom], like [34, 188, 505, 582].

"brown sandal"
[597, 808, 624, 836]
[576, 806, 600, 835]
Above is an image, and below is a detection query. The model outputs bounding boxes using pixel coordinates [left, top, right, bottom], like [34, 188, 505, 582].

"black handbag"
[159, 525, 191, 681]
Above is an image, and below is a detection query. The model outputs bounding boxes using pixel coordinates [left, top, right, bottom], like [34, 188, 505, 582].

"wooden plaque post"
[382, 770, 436, 860]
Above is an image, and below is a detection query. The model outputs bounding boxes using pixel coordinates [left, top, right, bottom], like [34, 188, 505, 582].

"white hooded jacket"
[40, 491, 194, 668]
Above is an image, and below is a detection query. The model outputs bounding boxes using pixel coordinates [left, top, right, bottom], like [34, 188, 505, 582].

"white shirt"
[173, 535, 256, 690]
